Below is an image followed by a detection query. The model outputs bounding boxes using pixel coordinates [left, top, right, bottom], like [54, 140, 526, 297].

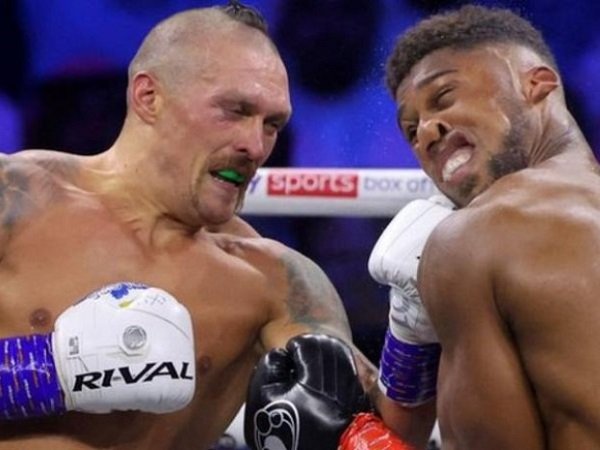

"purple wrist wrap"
[0, 334, 66, 419]
[378, 328, 441, 405]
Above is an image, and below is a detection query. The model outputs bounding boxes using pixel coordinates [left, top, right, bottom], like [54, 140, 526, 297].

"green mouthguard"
[217, 169, 244, 183]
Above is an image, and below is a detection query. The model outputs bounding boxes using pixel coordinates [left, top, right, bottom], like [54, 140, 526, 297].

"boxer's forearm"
[377, 395, 437, 449]
[351, 345, 380, 403]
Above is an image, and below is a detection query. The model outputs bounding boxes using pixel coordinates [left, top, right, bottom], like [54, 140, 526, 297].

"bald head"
[128, 5, 277, 91]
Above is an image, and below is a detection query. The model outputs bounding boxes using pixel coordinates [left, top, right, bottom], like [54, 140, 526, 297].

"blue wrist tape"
[378, 328, 441, 405]
[0, 334, 66, 419]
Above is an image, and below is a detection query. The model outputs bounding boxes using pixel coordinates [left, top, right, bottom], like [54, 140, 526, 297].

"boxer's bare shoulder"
[420, 164, 600, 448]
[1, 149, 82, 184]
[206, 231, 352, 344]
[0, 150, 84, 219]
[0, 151, 85, 265]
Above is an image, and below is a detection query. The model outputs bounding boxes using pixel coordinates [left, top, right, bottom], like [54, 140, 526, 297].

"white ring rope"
[241, 168, 440, 217]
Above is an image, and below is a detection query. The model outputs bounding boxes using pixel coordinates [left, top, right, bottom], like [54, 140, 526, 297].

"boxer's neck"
[82, 151, 201, 248]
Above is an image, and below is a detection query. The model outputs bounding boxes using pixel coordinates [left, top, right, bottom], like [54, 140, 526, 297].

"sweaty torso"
[421, 153, 600, 450]
[0, 152, 294, 449]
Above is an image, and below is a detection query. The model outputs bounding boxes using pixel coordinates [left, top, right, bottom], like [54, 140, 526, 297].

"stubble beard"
[457, 107, 531, 205]
[489, 112, 530, 181]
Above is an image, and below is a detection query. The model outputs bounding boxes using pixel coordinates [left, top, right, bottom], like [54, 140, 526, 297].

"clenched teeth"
[442, 149, 471, 182]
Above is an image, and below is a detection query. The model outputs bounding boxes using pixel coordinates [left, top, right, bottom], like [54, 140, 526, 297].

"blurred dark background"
[2, 0, 599, 364]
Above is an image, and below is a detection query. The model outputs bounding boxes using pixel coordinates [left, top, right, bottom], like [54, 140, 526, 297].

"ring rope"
[241, 168, 439, 217]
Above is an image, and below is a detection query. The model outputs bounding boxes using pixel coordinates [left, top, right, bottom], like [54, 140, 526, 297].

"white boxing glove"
[53, 282, 196, 413]
[368, 196, 454, 405]
[0, 282, 195, 419]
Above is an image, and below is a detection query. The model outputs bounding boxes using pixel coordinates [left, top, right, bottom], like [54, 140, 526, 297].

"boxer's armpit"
[279, 248, 352, 338]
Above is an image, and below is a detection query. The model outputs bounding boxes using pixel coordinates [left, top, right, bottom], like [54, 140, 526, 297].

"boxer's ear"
[522, 66, 559, 105]
[130, 72, 162, 124]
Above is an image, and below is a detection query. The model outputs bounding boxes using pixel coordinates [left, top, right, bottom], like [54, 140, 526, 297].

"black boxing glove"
[244, 333, 369, 450]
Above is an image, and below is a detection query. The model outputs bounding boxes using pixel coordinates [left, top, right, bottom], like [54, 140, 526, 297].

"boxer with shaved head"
[0, 3, 379, 449]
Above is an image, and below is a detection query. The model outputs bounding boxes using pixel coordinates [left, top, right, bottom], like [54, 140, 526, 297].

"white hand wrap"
[52, 282, 196, 414]
[368, 196, 454, 405]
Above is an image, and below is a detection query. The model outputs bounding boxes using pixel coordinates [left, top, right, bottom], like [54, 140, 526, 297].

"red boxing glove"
[339, 412, 415, 450]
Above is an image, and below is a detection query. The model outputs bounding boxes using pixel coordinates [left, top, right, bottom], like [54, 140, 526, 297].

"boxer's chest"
[0, 203, 275, 363]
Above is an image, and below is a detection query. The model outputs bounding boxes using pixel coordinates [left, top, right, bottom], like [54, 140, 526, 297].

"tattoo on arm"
[0, 158, 34, 233]
[0, 154, 76, 253]
[34, 155, 80, 185]
[280, 248, 352, 337]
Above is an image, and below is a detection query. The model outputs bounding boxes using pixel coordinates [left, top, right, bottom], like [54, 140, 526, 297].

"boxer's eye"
[404, 125, 417, 143]
[430, 85, 455, 110]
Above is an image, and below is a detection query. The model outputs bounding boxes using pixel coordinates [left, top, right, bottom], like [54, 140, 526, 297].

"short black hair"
[385, 4, 557, 96]
[218, 0, 269, 35]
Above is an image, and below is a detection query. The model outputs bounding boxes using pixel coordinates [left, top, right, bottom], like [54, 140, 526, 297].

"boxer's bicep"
[260, 247, 352, 350]
[281, 249, 352, 337]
